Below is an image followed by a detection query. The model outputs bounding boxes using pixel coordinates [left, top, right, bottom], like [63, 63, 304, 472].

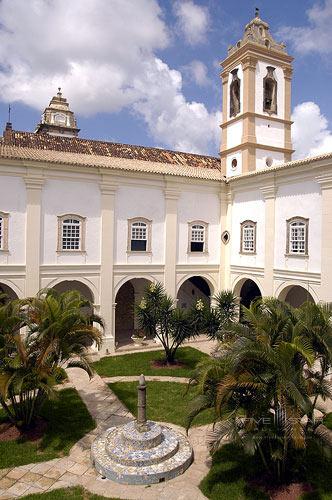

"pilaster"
[99, 179, 118, 353]
[219, 187, 233, 290]
[316, 174, 332, 302]
[260, 184, 277, 297]
[24, 171, 44, 297]
[164, 186, 180, 297]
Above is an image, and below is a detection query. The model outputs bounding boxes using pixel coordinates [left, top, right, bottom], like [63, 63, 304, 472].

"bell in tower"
[35, 88, 80, 137]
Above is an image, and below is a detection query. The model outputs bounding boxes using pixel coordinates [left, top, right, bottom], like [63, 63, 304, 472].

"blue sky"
[0, 0, 331, 159]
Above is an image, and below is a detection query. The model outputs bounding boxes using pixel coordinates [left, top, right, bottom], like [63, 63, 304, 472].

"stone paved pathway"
[0, 369, 211, 499]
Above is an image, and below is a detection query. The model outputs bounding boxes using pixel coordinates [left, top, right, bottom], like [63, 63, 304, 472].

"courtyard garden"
[1, 282, 332, 499]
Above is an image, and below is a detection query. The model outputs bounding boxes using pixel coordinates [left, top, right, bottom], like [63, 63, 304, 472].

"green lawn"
[109, 380, 214, 427]
[200, 442, 332, 500]
[22, 486, 118, 500]
[93, 346, 207, 378]
[0, 388, 95, 469]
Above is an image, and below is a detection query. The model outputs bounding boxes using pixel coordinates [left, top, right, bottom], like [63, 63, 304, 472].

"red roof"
[1, 130, 220, 170]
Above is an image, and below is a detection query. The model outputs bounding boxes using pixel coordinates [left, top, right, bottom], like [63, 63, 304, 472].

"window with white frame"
[240, 220, 256, 254]
[287, 217, 309, 255]
[58, 215, 85, 252]
[128, 218, 152, 252]
[0, 212, 9, 251]
[189, 221, 208, 253]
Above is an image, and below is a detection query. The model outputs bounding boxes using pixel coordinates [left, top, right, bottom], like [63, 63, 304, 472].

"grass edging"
[0, 388, 95, 469]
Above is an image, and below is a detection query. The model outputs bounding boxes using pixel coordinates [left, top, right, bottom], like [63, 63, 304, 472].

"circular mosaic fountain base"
[91, 420, 193, 485]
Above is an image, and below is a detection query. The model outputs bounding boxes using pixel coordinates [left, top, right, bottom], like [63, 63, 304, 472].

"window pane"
[131, 239, 147, 251]
[290, 221, 306, 254]
[191, 241, 204, 252]
[242, 224, 255, 253]
[62, 219, 81, 250]
[131, 222, 147, 241]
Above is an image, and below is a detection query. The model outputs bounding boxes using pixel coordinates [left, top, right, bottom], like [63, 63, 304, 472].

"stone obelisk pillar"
[137, 374, 148, 432]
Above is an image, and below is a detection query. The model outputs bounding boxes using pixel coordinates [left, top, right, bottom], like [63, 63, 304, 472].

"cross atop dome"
[227, 9, 287, 56]
[35, 88, 80, 137]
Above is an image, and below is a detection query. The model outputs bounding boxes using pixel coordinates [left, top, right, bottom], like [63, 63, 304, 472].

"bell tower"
[220, 9, 294, 177]
[35, 88, 80, 137]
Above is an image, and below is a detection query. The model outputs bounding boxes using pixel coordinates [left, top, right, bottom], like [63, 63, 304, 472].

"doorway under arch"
[115, 278, 152, 348]
[279, 285, 315, 308]
[177, 276, 211, 310]
[237, 279, 262, 309]
[0, 283, 18, 304]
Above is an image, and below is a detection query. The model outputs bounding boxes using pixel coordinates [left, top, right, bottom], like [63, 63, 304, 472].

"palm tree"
[187, 298, 332, 481]
[0, 288, 103, 429]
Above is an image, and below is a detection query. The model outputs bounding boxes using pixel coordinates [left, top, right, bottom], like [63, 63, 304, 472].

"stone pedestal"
[91, 420, 193, 484]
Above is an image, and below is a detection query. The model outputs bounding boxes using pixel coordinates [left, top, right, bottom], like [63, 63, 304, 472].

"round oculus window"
[231, 158, 238, 170]
[266, 157, 273, 167]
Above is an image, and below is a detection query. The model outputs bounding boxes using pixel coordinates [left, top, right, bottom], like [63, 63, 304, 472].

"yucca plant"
[0, 288, 103, 429]
[135, 282, 204, 364]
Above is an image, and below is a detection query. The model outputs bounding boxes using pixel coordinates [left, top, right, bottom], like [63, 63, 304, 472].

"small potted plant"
[131, 329, 146, 346]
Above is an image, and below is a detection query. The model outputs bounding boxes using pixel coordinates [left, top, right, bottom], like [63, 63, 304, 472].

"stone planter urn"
[131, 331, 146, 346]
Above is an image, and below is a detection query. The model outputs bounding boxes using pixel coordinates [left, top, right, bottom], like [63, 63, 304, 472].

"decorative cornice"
[220, 141, 294, 157]
[24, 176, 44, 190]
[315, 173, 332, 189]
[220, 111, 293, 128]
[260, 184, 277, 199]
[164, 188, 180, 200]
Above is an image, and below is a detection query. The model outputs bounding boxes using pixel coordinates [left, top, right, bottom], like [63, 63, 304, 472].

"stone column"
[164, 186, 180, 298]
[24, 172, 44, 297]
[99, 179, 117, 354]
[260, 184, 277, 297]
[316, 174, 332, 302]
[137, 374, 147, 432]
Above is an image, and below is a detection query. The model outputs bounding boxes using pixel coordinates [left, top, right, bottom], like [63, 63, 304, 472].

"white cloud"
[173, 1, 209, 45]
[278, 0, 332, 54]
[0, 0, 219, 155]
[183, 60, 211, 87]
[292, 102, 332, 159]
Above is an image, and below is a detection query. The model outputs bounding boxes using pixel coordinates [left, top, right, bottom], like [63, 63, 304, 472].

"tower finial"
[8, 104, 11, 123]
[255, 7, 260, 18]
[57, 87, 62, 98]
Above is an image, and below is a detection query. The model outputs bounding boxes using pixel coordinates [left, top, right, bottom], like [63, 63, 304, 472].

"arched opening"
[0, 283, 18, 304]
[281, 285, 315, 308]
[52, 280, 94, 316]
[177, 276, 211, 310]
[115, 278, 152, 348]
[238, 279, 262, 309]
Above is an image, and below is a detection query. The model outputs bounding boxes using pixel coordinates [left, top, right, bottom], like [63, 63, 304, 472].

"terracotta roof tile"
[1, 130, 220, 171]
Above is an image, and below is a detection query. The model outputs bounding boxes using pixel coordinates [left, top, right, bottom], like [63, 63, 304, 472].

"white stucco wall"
[226, 151, 242, 177]
[177, 190, 220, 265]
[256, 149, 285, 171]
[255, 117, 284, 147]
[230, 189, 265, 268]
[275, 180, 321, 273]
[41, 179, 101, 265]
[0, 175, 26, 265]
[227, 120, 243, 149]
[115, 186, 165, 265]
[255, 61, 285, 119]
[227, 64, 243, 120]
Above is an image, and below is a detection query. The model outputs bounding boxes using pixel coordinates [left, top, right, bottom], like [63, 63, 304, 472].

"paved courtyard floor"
[0, 340, 216, 499]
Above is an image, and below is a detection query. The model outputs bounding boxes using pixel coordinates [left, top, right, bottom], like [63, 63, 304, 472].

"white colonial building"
[1, 11, 332, 352]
